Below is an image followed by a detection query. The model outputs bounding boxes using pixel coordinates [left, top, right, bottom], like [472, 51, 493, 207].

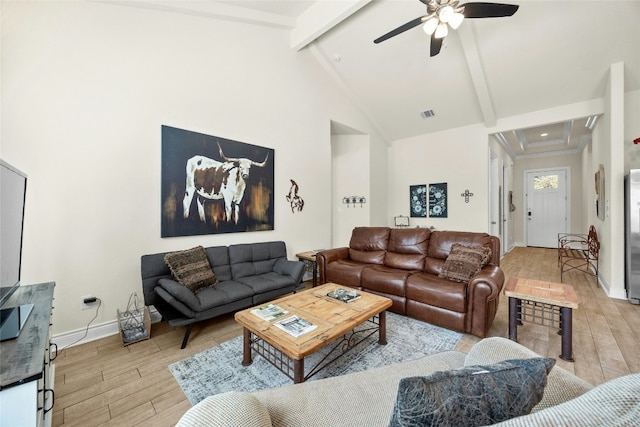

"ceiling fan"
[374, 0, 519, 57]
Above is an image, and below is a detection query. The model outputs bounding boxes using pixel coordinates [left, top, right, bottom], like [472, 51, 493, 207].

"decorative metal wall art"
[428, 183, 448, 218]
[460, 189, 474, 203]
[161, 125, 275, 237]
[410, 185, 427, 217]
[343, 196, 366, 207]
[286, 179, 304, 213]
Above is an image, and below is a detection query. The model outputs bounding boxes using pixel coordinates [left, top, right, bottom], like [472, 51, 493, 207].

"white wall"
[331, 134, 370, 247]
[625, 90, 640, 171]
[0, 1, 385, 335]
[590, 62, 626, 298]
[388, 123, 489, 232]
[488, 136, 515, 253]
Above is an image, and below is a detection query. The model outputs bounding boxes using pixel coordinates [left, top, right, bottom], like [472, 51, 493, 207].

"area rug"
[169, 312, 462, 404]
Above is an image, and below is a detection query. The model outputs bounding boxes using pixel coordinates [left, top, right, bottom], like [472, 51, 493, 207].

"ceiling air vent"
[420, 109, 435, 119]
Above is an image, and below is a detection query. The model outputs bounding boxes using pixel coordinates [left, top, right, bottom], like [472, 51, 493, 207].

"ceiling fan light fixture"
[434, 23, 448, 39]
[438, 5, 454, 23]
[423, 17, 438, 35]
[449, 11, 465, 29]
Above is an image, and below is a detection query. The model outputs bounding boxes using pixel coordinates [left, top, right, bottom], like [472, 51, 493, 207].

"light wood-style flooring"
[51, 247, 640, 426]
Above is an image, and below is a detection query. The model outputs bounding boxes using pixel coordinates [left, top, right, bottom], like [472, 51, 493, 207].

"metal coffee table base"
[242, 313, 387, 383]
[508, 297, 575, 362]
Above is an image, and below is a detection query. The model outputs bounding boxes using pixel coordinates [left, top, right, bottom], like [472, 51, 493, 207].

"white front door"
[525, 168, 568, 248]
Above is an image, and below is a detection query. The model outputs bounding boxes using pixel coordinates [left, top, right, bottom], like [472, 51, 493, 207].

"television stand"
[0, 282, 55, 427]
[0, 303, 34, 341]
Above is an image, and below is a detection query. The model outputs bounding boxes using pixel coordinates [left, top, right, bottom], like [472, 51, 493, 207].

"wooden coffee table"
[504, 277, 579, 361]
[234, 283, 393, 383]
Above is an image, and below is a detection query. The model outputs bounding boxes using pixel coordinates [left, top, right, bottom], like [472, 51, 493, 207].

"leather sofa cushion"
[406, 300, 466, 332]
[361, 265, 412, 297]
[350, 227, 390, 250]
[387, 228, 431, 254]
[384, 228, 430, 270]
[324, 260, 367, 288]
[385, 252, 425, 270]
[350, 248, 386, 264]
[406, 273, 467, 313]
[348, 227, 390, 265]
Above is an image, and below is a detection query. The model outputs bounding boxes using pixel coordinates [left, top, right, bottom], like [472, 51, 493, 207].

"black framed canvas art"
[410, 185, 427, 218]
[161, 125, 274, 237]
[429, 183, 447, 218]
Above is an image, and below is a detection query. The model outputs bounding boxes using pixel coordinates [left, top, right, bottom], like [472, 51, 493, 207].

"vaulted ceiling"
[119, 0, 640, 158]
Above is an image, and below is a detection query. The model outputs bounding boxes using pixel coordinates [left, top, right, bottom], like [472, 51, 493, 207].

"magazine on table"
[274, 315, 317, 338]
[327, 288, 361, 303]
[250, 304, 289, 322]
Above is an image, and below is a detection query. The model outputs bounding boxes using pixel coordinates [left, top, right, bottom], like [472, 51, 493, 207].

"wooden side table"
[504, 277, 579, 361]
[296, 251, 319, 287]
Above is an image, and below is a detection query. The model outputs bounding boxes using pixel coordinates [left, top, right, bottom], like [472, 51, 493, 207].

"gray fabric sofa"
[176, 337, 640, 426]
[141, 241, 304, 348]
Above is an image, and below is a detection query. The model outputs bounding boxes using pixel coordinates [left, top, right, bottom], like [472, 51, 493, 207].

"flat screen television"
[0, 160, 29, 321]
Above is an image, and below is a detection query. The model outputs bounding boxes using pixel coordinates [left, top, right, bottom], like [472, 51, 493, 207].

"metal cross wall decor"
[461, 189, 474, 203]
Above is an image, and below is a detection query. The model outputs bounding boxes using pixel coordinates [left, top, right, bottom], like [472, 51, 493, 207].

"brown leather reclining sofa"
[317, 227, 504, 337]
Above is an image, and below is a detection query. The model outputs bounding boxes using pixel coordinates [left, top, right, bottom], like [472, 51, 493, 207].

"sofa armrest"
[177, 391, 272, 427]
[273, 259, 305, 284]
[471, 263, 504, 288]
[492, 373, 640, 426]
[465, 337, 593, 412]
[465, 264, 505, 337]
[317, 247, 349, 284]
[156, 278, 200, 316]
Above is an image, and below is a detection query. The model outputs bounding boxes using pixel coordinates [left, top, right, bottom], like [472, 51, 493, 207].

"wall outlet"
[81, 295, 96, 310]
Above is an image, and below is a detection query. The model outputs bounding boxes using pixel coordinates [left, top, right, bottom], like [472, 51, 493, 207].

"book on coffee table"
[327, 288, 361, 303]
[250, 304, 289, 322]
[274, 315, 317, 338]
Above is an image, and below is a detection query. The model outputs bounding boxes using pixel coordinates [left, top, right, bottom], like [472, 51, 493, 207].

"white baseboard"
[52, 309, 162, 350]
[598, 275, 628, 300]
[52, 319, 120, 350]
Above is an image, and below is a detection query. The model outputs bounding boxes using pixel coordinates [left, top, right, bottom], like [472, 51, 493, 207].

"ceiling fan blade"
[374, 15, 428, 44]
[463, 2, 519, 18]
[430, 34, 443, 57]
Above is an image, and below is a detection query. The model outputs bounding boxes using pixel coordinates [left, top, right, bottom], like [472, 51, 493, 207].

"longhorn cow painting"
[161, 125, 274, 237]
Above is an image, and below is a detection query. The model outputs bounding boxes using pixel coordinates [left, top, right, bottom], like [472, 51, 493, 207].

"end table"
[504, 277, 579, 362]
[296, 251, 319, 287]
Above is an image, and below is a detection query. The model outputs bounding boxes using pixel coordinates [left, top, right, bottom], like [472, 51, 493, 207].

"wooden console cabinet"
[0, 282, 56, 427]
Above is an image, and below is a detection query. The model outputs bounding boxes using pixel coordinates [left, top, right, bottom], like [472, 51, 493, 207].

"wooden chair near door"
[558, 225, 600, 282]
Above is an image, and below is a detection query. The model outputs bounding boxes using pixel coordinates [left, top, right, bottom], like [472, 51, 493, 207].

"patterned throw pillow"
[389, 358, 556, 427]
[164, 246, 218, 293]
[439, 244, 492, 283]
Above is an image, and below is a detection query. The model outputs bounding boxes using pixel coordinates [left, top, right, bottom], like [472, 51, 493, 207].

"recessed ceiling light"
[540, 133, 548, 137]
